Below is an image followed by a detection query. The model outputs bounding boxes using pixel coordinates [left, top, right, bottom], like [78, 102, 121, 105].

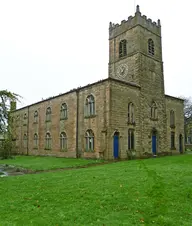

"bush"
[0, 136, 13, 159]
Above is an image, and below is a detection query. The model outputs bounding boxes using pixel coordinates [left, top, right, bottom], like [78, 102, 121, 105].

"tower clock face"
[116, 64, 128, 79]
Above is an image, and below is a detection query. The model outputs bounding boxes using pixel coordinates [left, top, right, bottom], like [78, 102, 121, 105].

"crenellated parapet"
[109, 5, 161, 39]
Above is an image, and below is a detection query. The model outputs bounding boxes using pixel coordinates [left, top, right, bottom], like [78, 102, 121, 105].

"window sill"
[45, 120, 51, 123]
[84, 149, 94, 152]
[127, 121, 136, 126]
[84, 115, 96, 119]
[170, 125, 175, 129]
[44, 148, 52, 150]
[171, 147, 176, 150]
[33, 147, 38, 150]
[60, 149, 68, 152]
[119, 54, 127, 59]
[150, 118, 158, 121]
[60, 117, 68, 121]
[33, 122, 38, 124]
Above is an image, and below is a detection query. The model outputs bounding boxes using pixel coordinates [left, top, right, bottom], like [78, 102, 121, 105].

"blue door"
[113, 133, 119, 158]
[152, 135, 157, 155]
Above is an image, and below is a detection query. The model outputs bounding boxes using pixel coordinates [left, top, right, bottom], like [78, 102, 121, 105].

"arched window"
[23, 133, 27, 148]
[151, 101, 157, 119]
[148, 39, 154, 55]
[60, 103, 68, 120]
[33, 133, 38, 149]
[119, 39, 127, 58]
[85, 129, 94, 151]
[128, 102, 135, 124]
[34, 111, 38, 123]
[85, 95, 95, 117]
[60, 132, 67, 151]
[46, 107, 51, 122]
[170, 110, 175, 128]
[128, 129, 134, 150]
[45, 132, 51, 150]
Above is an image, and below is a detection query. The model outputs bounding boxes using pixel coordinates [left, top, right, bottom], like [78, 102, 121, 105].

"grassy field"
[0, 156, 103, 170]
[0, 155, 192, 225]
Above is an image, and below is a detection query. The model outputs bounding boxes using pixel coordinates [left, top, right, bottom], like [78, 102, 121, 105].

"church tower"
[109, 5, 168, 154]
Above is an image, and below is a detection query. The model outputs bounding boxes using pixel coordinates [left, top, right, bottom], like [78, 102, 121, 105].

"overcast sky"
[0, 0, 191, 108]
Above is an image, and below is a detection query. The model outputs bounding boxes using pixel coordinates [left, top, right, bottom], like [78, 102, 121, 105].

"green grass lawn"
[0, 156, 103, 171]
[1, 155, 192, 225]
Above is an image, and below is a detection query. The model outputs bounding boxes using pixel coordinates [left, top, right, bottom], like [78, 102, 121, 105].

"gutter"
[27, 106, 29, 155]
[76, 90, 79, 158]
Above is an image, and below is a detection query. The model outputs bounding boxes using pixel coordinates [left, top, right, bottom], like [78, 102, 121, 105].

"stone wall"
[108, 80, 140, 159]
[11, 80, 110, 159]
[77, 80, 110, 159]
[165, 96, 184, 153]
[12, 91, 78, 157]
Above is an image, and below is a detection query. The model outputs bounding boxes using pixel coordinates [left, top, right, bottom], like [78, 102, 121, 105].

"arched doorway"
[113, 131, 119, 159]
[152, 128, 157, 155]
[179, 134, 183, 153]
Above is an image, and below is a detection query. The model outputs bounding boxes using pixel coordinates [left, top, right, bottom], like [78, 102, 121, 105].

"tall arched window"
[171, 131, 175, 149]
[46, 107, 51, 122]
[170, 110, 175, 128]
[151, 101, 157, 119]
[148, 39, 154, 55]
[119, 39, 127, 58]
[85, 95, 95, 117]
[34, 133, 38, 149]
[34, 111, 38, 123]
[128, 129, 134, 150]
[45, 132, 51, 150]
[85, 129, 94, 151]
[23, 133, 27, 148]
[60, 103, 68, 120]
[60, 132, 67, 151]
[128, 102, 135, 124]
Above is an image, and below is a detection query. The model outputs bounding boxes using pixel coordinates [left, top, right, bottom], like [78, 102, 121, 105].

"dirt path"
[0, 160, 119, 176]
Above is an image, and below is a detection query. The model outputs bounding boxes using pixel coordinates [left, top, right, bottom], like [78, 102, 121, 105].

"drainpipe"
[76, 90, 79, 158]
[27, 106, 29, 155]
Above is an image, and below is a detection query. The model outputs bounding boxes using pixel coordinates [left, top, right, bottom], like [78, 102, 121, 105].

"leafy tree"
[180, 97, 192, 145]
[0, 90, 20, 159]
[183, 97, 192, 120]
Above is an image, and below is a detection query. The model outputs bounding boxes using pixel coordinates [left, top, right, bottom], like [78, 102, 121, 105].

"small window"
[85, 95, 95, 117]
[60, 132, 67, 151]
[46, 107, 51, 122]
[119, 39, 127, 58]
[170, 110, 175, 128]
[128, 129, 134, 150]
[85, 129, 94, 151]
[24, 113, 27, 120]
[33, 133, 38, 149]
[45, 132, 51, 150]
[171, 132, 175, 149]
[60, 103, 68, 120]
[148, 39, 154, 56]
[128, 102, 135, 124]
[23, 134, 27, 148]
[34, 111, 38, 123]
[151, 101, 157, 119]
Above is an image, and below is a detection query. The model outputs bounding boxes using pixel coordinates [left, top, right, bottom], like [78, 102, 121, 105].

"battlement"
[109, 5, 161, 39]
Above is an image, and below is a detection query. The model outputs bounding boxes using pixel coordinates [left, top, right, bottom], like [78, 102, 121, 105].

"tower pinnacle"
[136, 5, 140, 13]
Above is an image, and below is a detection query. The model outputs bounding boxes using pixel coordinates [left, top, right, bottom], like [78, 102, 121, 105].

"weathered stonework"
[11, 6, 184, 159]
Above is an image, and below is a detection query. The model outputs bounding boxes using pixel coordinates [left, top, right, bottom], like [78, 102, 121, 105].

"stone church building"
[11, 6, 184, 159]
